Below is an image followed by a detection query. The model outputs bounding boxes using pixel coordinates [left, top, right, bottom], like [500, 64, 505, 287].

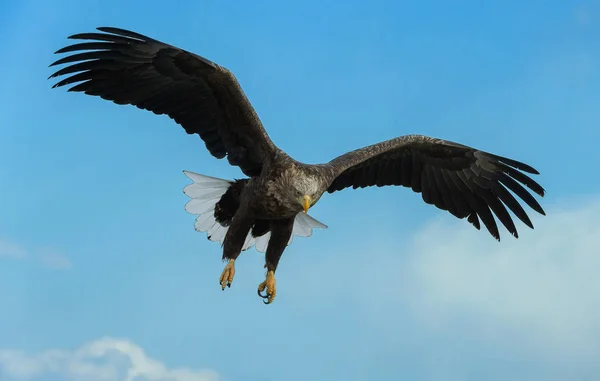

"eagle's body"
[49, 27, 546, 304]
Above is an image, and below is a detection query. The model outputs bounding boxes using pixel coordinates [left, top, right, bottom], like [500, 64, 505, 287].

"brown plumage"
[49, 27, 546, 304]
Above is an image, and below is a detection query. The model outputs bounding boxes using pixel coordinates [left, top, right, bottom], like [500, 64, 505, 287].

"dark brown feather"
[326, 134, 545, 240]
[49, 27, 277, 177]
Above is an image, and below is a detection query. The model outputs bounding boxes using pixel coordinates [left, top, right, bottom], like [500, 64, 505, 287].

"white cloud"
[0, 238, 28, 260]
[286, 195, 600, 364]
[0, 238, 71, 270]
[0, 337, 219, 381]
[37, 248, 72, 270]
[399, 196, 600, 360]
[574, 3, 598, 26]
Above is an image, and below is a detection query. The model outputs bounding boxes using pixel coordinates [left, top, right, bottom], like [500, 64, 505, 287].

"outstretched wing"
[326, 134, 545, 240]
[49, 27, 277, 177]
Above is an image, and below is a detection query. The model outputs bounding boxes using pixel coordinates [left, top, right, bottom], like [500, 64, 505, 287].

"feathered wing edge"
[325, 135, 546, 241]
[182, 171, 327, 252]
[48, 26, 278, 178]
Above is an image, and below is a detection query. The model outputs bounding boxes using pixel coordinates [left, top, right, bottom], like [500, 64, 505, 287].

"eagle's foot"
[257, 270, 277, 304]
[219, 259, 235, 290]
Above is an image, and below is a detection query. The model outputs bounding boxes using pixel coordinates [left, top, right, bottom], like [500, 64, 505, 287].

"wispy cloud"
[37, 248, 72, 270]
[0, 238, 71, 270]
[0, 337, 219, 381]
[574, 3, 599, 26]
[399, 196, 600, 360]
[0, 238, 28, 260]
[284, 195, 600, 365]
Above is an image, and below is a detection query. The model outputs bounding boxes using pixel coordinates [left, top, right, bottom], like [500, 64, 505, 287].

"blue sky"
[1, 0, 600, 380]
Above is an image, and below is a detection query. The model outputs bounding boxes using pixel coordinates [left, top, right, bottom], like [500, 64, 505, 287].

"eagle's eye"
[295, 189, 302, 196]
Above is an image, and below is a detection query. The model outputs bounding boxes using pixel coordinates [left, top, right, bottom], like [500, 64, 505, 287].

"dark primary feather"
[327, 134, 546, 240]
[49, 27, 277, 177]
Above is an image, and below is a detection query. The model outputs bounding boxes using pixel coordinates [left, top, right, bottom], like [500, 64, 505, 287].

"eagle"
[49, 27, 546, 304]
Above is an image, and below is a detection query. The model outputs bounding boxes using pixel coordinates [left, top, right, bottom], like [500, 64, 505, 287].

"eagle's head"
[269, 164, 326, 215]
[281, 167, 324, 214]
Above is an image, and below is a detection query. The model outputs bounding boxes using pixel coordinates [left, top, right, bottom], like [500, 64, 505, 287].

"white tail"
[182, 170, 327, 252]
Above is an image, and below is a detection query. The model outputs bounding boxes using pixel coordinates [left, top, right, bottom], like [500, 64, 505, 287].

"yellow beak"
[302, 195, 312, 213]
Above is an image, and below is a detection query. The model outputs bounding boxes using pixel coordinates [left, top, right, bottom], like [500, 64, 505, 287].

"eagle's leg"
[219, 214, 253, 291]
[257, 217, 294, 304]
[257, 270, 276, 303]
[219, 259, 235, 290]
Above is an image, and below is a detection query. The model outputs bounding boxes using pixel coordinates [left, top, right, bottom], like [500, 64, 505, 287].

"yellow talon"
[257, 270, 277, 304]
[219, 259, 235, 290]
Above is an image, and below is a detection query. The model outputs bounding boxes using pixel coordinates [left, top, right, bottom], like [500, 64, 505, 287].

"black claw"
[263, 299, 271, 305]
[227, 282, 231, 288]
